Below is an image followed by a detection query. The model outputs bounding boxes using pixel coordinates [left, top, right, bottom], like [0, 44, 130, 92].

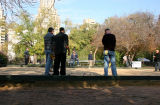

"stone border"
[1, 76, 160, 81]
[1, 76, 160, 86]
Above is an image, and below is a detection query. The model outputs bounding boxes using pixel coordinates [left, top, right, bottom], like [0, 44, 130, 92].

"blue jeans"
[73, 59, 79, 65]
[155, 62, 160, 71]
[104, 51, 117, 76]
[45, 50, 53, 75]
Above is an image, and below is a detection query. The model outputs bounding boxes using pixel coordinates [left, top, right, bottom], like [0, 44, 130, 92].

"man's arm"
[113, 35, 116, 49]
[44, 36, 46, 52]
[76, 54, 79, 59]
[24, 51, 26, 57]
[52, 36, 56, 53]
[65, 35, 70, 56]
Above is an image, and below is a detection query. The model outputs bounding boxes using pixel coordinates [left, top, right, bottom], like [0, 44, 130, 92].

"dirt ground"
[0, 86, 160, 105]
[0, 66, 160, 105]
[0, 66, 159, 76]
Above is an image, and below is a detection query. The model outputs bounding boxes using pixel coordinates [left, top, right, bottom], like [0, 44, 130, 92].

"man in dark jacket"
[53, 27, 70, 76]
[24, 48, 30, 65]
[102, 29, 117, 76]
[44, 27, 54, 76]
[154, 50, 160, 71]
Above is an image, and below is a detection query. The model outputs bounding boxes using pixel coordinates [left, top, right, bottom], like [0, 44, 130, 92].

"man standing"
[88, 51, 93, 69]
[53, 27, 70, 76]
[102, 29, 117, 76]
[44, 27, 54, 76]
[154, 50, 160, 72]
[123, 54, 129, 67]
[24, 48, 30, 65]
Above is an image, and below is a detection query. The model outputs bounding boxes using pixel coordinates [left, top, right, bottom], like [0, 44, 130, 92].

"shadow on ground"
[0, 84, 160, 105]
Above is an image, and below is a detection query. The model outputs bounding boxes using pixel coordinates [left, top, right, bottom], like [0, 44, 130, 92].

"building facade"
[0, 5, 6, 50]
[37, 0, 60, 33]
[83, 18, 96, 25]
[7, 29, 19, 61]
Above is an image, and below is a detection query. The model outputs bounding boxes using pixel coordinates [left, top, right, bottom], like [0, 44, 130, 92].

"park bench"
[79, 60, 104, 66]
[79, 60, 89, 66]
[67, 60, 89, 67]
[67, 60, 104, 67]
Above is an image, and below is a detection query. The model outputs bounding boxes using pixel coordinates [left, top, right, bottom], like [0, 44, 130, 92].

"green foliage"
[134, 51, 153, 61]
[78, 45, 92, 60]
[13, 11, 48, 59]
[0, 52, 8, 67]
[95, 48, 104, 60]
[115, 51, 124, 67]
[69, 24, 98, 60]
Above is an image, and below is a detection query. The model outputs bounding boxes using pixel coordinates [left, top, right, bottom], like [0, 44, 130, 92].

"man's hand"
[50, 52, 55, 60]
[66, 46, 70, 56]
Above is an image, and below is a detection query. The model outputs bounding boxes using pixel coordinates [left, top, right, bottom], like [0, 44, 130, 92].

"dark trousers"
[54, 53, 66, 76]
[25, 58, 29, 65]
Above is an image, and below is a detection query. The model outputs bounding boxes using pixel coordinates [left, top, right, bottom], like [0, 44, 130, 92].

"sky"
[28, 0, 160, 25]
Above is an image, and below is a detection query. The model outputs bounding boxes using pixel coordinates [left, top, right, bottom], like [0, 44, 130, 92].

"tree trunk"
[131, 53, 135, 61]
[33, 54, 37, 64]
[40, 55, 42, 64]
[93, 47, 99, 65]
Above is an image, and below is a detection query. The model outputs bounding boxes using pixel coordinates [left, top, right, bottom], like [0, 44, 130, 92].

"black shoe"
[52, 74, 59, 76]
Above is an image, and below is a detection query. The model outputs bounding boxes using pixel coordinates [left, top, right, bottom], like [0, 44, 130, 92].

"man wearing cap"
[44, 27, 55, 76]
[102, 29, 117, 76]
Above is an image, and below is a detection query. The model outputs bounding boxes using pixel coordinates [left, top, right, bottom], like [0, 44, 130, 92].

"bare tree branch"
[0, 0, 37, 15]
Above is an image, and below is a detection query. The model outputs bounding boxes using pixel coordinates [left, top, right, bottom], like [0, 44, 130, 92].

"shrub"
[116, 51, 124, 67]
[9, 57, 24, 65]
[0, 52, 8, 67]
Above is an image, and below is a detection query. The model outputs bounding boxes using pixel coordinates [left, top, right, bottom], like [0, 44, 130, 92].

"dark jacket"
[24, 51, 30, 59]
[44, 32, 54, 51]
[154, 53, 160, 62]
[88, 54, 93, 60]
[71, 53, 78, 60]
[102, 34, 116, 51]
[54, 32, 69, 54]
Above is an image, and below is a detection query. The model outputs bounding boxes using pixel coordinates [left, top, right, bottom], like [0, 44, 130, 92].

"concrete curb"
[1, 76, 160, 81]
[1, 76, 160, 88]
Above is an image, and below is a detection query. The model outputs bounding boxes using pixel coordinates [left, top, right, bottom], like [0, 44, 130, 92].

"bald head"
[156, 50, 159, 53]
